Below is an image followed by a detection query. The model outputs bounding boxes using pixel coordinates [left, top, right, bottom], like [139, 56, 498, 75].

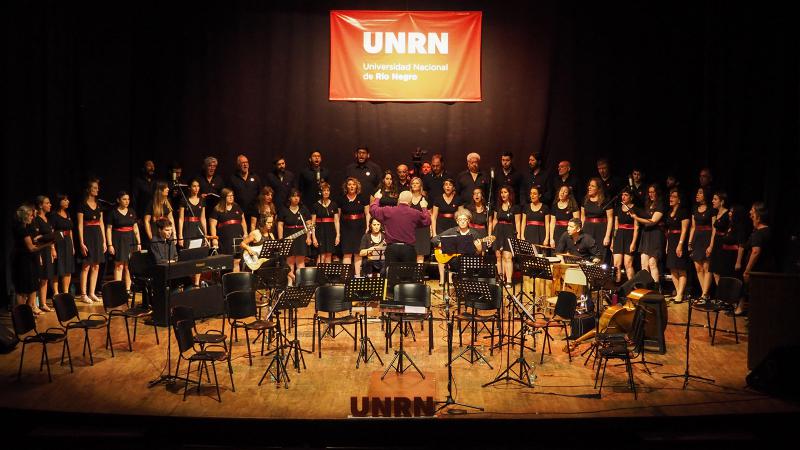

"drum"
[524, 263, 586, 299]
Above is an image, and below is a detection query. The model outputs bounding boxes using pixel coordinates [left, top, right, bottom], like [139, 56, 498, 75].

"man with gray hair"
[370, 190, 431, 265]
[456, 152, 489, 204]
[198, 156, 225, 211]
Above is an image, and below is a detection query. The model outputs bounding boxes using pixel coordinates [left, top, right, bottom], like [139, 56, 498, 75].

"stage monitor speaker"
[746, 345, 800, 400]
[617, 270, 655, 298]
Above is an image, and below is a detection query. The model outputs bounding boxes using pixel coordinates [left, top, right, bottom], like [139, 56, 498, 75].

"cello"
[565, 288, 665, 353]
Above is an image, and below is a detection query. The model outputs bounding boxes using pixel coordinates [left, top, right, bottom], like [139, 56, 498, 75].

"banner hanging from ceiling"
[329, 10, 482, 102]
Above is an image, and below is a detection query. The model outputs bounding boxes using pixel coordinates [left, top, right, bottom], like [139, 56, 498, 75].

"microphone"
[173, 183, 188, 187]
[490, 167, 495, 179]
[204, 192, 220, 198]
[316, 170, 321, 183]
[98, 199, 114, 206]
[628, 176, 633, 188]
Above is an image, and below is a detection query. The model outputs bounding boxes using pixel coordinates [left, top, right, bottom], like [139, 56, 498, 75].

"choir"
[11, 150, 777, 317]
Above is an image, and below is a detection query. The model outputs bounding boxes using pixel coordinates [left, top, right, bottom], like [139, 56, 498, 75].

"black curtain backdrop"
[4, 0, 799, 298]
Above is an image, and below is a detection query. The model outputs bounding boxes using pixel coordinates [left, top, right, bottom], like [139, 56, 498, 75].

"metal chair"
[101, 280, 158, 356]
[11, 304, 72, 382]
[174, 319, 235, 402]
[222, 272, 254, 297]
[129, 251, 154, 308]
[454, 280, 502, 359]
[222, 271, 254, 333]
[295, 267, 319, 287]
[52, 293, 107, 365]
[691, 277, 742, 345]
[312, 285, 359, 358]
[384, 283, 434, 355]
[594, 303, 648, 399]
[225, 290, 277, 366]
[527, 291, 578, 364]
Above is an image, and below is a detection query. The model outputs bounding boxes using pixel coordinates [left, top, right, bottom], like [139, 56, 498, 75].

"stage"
[1, 282, 798, 447]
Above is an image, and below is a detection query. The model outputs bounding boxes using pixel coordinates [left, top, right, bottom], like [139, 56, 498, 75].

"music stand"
[380, 298, 425, 380]
[317, 262, 353, 285]
[258, 285, 316, 388]
[508, 237, 534, 257]
[386, 262, 425, 297]
[663, 298, 715, 388]
[515, 254, 553, 351]
[458, 255, 503, 351]
[344, 276, 387, 368]
[578, 262, 614, 364]
[450, 279, 494, 368]
[483, 293, 536, 388]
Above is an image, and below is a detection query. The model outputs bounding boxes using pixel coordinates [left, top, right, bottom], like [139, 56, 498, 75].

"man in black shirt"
[596, 158, 623, 199]
[198, 156, 224, 211]
[498, 151, 524, 204]
[150, 218, 177, 264]
[265, 155, 296, 207]
[556, 218, 601, 263]
[630, 168, 646, 206]
[228, 154, 263, 230]
[456, 152, 489, 205]
[523, 151, 550, 205]
[422, 153, 449, 200]
[298, 150, 330, 207]
[132, 160, 156, 219]
[396, 163, 411, 192]
[551, 160, 581, 201]
[345, 147, 382, 196]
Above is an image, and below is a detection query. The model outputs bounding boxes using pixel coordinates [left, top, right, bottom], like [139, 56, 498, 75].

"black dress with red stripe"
[49, 211, 75, 276]
[665, 207, 690, 270]
[433, 195, 460, 235]
[279, 205, 311, 257]
[493, 204, 520, 252]
[410, 196, 432, 256]
[613, 204, 636, 255]
[583, 200, 612, 260]
[312, 199, 338, 254]
[110, 208, 137, 263]
[523, 203, 549, 245]
[709, 212, 743, 277]
[181, 197, 206, 242]
[34, 215, 55, 280]
[552, 203, 576, 244]
[466, 205, 489, 240]
[690, 206, 714, 262]
[78, 201, 105, 264]
[339, 193, 369, 254]
[211, 204, 245, 256]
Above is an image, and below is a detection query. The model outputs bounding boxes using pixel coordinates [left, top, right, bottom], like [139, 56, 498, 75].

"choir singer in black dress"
[106, 191, 141, 293]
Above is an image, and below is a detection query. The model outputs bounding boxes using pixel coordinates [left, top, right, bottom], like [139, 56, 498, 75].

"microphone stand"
[148, 236, 186, 388]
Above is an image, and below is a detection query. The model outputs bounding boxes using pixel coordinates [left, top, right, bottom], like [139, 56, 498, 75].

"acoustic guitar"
[433, 235, 496, 264]
[242, 226, 313, 271]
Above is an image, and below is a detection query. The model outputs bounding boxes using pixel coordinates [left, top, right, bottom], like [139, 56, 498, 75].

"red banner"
[330, 11, 482, 102]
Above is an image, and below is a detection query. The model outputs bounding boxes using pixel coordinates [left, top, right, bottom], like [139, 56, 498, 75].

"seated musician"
[241, 214, 276, 258]
[359, 218, 386, 276]
[431, 208, 485, 256]
[555, 218, 602, 263]
[150, 217, 178, 264]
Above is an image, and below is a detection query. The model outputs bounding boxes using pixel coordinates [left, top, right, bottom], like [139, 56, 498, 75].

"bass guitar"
[433, 235, 496, 264]
[242, 225, 313, 271]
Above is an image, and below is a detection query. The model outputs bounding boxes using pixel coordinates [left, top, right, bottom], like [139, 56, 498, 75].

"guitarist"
[240, 214, 277, 270]
[431, 208, 487, 257]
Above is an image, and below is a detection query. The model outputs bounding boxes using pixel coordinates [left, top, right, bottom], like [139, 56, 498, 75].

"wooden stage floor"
[1, 282, 798, 446]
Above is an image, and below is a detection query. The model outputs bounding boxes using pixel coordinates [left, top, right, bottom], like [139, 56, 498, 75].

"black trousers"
[384, 243, 416, 265]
